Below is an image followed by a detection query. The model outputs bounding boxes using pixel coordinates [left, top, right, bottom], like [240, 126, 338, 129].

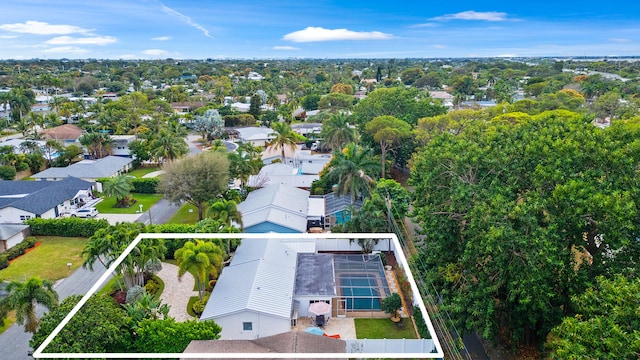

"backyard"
[354, 318, 417, 339]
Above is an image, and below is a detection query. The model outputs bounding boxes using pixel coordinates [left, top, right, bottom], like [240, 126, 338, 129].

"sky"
[1, 0, 640, 60]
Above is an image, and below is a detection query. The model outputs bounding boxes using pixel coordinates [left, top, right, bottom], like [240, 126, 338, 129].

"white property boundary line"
[33, 232, 444, 359]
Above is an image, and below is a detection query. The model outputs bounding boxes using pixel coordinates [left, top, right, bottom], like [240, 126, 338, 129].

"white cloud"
[0, 21, 90, 35]
[151, 36, 172, 41]
[45, 36, 117, 46]
[118, 54, 138, 59]
[143, 49, 169, 56]
[0, 35, 18, 39]
[430, 11, 509, 22]
[160, 4, 212, 38]
[497, 54, 517, 57]
[431, 44, 446, 49]
[610, 38, 631, 43]
[42, 46, 88, 54]
[411, 23, 439, 28]
[273, 45, 299, 50]
[283, 27, 393, 42]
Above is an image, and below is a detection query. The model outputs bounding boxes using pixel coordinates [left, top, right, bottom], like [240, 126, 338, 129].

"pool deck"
[293, 316, 357, 340]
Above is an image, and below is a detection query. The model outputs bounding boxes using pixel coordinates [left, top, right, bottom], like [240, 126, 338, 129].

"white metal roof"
[201, 238, 298, 320]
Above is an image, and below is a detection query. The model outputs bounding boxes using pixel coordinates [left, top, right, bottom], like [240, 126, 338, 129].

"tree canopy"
[410, 112, 640, 348]
[158, 151, 230, 220]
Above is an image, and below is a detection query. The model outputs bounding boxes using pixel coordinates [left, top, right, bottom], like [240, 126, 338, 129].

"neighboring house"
[170, 102, 203, 115]
[237, 183, 310, 233]
[261, 144, 300, 165]
[200, 238, 301, 340]
[0, 177, 94, 224]
[291, 122, 322, 139]
[31, 155, 133, 183]
[110, 135, 135, 157]
[247, 163, 318, 190]
[233, 127, 274, 147]
[40, 124, 83, 147]
[0, 223, 30, 253]
[292, 150, 332, 175]
[429, 90, 455, 108]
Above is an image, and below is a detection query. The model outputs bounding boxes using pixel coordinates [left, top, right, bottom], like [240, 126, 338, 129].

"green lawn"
[354, 318, 417, 339]
[95, 193, 163, 214]
[0, 237, 87, 282]
[166, 203, 200, 224]
[127, 166, 161, 178]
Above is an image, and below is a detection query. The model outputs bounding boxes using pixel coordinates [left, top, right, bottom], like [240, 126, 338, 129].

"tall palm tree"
[174, 240, 224, 299]
[228, 142, 262, 188]
[103, 174, 134, 207]
[7, 87, 36, 124]
[150, 128, 188, 163]
[323, 142, 380, 205]
[207, 199, 243, 254]
[321, 113, 355, 150]
[0, 277, 58, 333]
[267, 122, 304, 163]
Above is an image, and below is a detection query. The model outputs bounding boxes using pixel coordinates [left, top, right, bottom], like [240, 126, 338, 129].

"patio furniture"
[315, 314, 326, 327]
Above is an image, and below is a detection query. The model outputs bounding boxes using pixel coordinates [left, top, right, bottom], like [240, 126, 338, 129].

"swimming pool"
[334, 254, 390, 311]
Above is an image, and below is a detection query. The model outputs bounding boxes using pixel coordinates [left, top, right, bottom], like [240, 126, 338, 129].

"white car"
[72, 207, 99, 218]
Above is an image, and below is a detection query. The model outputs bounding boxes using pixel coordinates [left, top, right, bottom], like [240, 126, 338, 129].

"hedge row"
[26, 217, 110, 237]
[97, 177, 159, 194]
[0, 236, 37, 270]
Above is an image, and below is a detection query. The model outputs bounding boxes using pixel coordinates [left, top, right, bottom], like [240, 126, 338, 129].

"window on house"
[19, 215, 32, 221]
[242, 322, 253, 331]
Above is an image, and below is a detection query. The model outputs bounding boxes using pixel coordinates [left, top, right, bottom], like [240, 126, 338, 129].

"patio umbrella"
[308, 301, 331, 318]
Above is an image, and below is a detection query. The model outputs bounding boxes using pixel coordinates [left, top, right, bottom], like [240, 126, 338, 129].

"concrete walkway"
[142, 170, 164, 178]
[156, 262, 198, 322]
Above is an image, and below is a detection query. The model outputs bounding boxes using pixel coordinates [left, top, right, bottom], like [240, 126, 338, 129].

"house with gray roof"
[0, 223, 30, 253]
[238, 183, 310, 233]
[0, 177, 93, 224]
[31, 155, 133, 182]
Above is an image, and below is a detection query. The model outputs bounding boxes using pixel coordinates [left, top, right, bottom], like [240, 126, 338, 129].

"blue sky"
[1, 0, 639, 59]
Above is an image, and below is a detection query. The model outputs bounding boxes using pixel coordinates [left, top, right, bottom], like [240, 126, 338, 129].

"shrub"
[0, 165, 16, 180]
[0, 236, 38, 270]
[192, 300, 206, 315]
[131, 178, 159, 194]
[144, 280, 159, 296]
[126, 286, 146, 304]
[26, 217, 110, 237]
[413, 305, 431, 339]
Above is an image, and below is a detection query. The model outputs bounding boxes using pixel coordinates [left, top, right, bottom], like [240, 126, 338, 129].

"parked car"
[71, 207, 98, 218]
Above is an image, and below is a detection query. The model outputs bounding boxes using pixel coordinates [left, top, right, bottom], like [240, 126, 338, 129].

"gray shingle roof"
[32, 156, 133, 179]
[0, 177, 93, 215]
[0, 224, 28, 240]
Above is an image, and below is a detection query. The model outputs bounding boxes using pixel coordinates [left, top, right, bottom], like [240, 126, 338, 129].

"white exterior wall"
[314, 237, 395, 253]
[215, 311, 290, 340]
[6, 230, 26, 250]
[40, 207, 59, 219]
[0, 207, 36, 224]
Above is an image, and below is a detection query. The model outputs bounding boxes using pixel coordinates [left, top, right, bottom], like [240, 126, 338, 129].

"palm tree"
[0, 277, 58, 333]
[208, 199, 243, 254]
[7, 87, 36, 124]
[267, 122, 304, 163]
[79, 132, 113, 159]
[228, 142, 262, 188]
[174, 240, 224, 299]
[150, 128, 188, 163]
[103, 174, 134, 207]
[323, 142, 380, 205]
[321, 113, 355, 150]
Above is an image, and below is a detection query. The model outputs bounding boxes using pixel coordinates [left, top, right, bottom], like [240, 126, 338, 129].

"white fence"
[346, 338, 436, 354]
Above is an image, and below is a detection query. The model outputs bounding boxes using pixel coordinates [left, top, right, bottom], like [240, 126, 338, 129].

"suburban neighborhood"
[0, 55, 639, 360]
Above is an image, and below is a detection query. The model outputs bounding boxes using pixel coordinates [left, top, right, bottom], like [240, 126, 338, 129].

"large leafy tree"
[322, 142, 380, 204]
[410, 112, 640, 348]
[174, 240, 224, 299]
[545, 275, 640, 359]
[158, 151, 230, 220]
[364, 115, 412, 178]
[267, 121, 305, 163]
[192, 109, 224, 142]
[0, 277, 58, 334]
[30, 294, 130, 353]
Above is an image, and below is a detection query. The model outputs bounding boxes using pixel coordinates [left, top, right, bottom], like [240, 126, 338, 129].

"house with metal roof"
[233, 127, 274, 147]
[237, 183, 310, 233]
[31, 155, 133, 182]
[200, 238, 301, 340]
[246, 163, 319, 190]
[0, 177, 94, 224]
